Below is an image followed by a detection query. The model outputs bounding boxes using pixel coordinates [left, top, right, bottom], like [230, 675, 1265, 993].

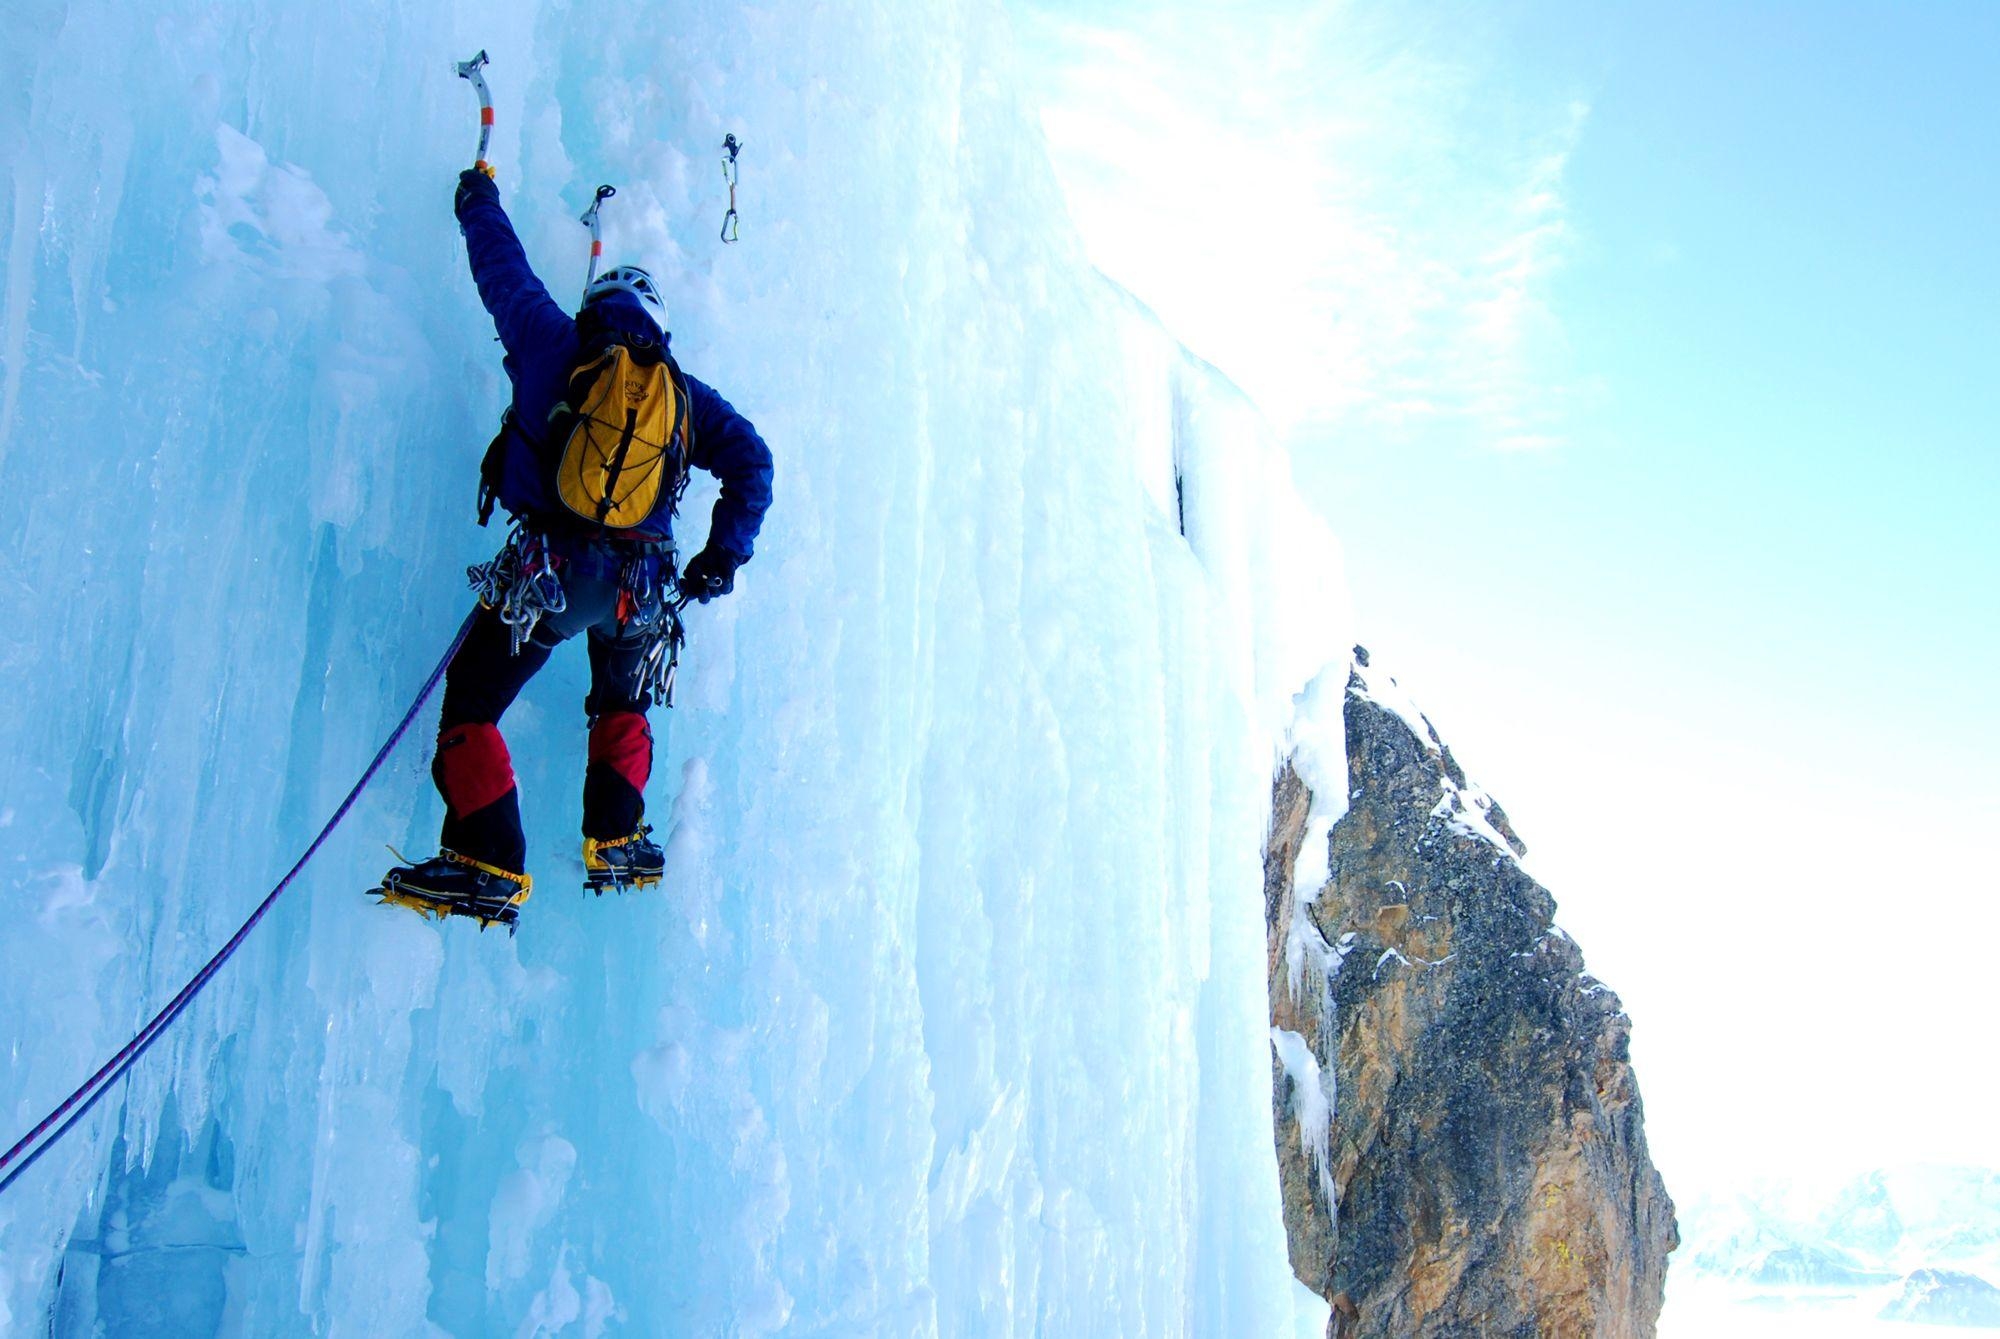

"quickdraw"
[456, 50, 495, 177]
[720, 134, 742, 244]
[467, 525, 567, 654]
[579, 183, 616, 299]
[635, 601, 688, 709]
[616, 549, 690, 708]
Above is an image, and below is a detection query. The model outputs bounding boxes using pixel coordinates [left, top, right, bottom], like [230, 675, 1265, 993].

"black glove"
[679, 546, 742, 603]
[455, 166, 498, 215]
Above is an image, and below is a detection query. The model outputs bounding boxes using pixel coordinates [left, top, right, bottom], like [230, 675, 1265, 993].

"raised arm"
[685, 375, 774, 567]
[453, 170, 573, 360]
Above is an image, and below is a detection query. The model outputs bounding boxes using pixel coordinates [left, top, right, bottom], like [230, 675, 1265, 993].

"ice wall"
[0, 1, 1349, 1334]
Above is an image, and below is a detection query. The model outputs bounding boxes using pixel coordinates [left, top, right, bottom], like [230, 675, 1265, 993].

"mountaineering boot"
[376, 849, 533, 933]
[583, 826, 664, 894]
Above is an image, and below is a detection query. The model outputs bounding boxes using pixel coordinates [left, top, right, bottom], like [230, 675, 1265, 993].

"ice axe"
[455, 50, 495, 177]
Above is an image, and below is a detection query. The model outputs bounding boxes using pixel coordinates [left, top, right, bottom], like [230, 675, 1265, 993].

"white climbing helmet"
[583, 264, 668, 329]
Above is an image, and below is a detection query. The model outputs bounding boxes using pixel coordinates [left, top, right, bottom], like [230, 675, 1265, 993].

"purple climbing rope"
[0, 606, 480, 1198]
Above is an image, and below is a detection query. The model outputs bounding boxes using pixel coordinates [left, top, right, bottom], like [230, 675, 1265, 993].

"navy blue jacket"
[457, 175, 773, 562]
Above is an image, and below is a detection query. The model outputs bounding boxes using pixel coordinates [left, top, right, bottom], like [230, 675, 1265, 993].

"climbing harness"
[456, 50, 495, 177]
[465, 530, 685, 704]
[579, 183, 616, 298]
[720, 134, 742, 243]
[0, 608, 480, 1201]
[467, 525, 568, 654]
[615, 547, 673, 626]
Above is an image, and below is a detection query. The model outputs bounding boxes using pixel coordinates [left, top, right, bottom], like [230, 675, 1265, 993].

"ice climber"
[376, 168, 773, 929]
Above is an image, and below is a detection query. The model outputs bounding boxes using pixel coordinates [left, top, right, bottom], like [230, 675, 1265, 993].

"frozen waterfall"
[0, 1, 1349, 1333]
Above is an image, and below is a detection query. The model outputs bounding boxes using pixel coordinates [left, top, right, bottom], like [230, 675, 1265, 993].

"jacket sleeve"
[455, 176, 574, 361]
[685, 375, 774, 562]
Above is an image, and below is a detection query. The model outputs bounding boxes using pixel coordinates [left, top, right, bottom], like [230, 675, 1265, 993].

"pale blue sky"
[1013, 0, 1998, 1191]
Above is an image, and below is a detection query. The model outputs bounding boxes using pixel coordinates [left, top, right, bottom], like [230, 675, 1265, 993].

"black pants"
[432, 572, 656, 873]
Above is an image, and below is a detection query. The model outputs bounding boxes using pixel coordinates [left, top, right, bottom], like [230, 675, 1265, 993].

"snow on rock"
[1268, 1027, 1334, 1208]
[1287, 659, 1352, 837]
[1353, 648, 1527, 862]
[1345, 649, 1444, 758]
[0, 0, 1349, 1333]
[1427, 783, 1523, 860]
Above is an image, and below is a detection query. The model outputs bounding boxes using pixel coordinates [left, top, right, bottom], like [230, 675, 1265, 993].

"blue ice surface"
[0, 1, 1350, 1333]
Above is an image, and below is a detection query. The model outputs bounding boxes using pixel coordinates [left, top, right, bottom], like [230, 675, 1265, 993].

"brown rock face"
[1268, 652, 1677, 1337]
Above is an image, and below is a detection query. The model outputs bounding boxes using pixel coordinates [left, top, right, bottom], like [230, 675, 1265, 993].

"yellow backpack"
[551, 331, 690, 532]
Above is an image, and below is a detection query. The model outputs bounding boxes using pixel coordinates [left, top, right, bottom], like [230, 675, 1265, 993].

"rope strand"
[0, 606, 479, 1199]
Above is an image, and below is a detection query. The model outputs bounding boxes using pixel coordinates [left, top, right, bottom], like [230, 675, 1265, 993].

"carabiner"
[720, 134, 742, 244]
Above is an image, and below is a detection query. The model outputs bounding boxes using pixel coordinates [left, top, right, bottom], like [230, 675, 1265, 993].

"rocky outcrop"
[1268, 648, 1676, 1337]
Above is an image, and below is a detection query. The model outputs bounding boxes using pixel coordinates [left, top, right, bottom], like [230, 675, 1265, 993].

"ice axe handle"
[580, 184, 616, 294]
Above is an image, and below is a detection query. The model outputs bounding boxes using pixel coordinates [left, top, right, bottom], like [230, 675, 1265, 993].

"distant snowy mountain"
[1683, 1166, 2000, 1281]
[1733, 1245, 1896, 1289]
[1880, 1270, 2000, 1327]
[1822, 1168, 2000, 1271]
[1668, 1166, 2000, 1335]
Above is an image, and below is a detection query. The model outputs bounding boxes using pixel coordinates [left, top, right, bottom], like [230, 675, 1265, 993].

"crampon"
[375, 849, 533, 933]
[583, 826, 664, 895]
